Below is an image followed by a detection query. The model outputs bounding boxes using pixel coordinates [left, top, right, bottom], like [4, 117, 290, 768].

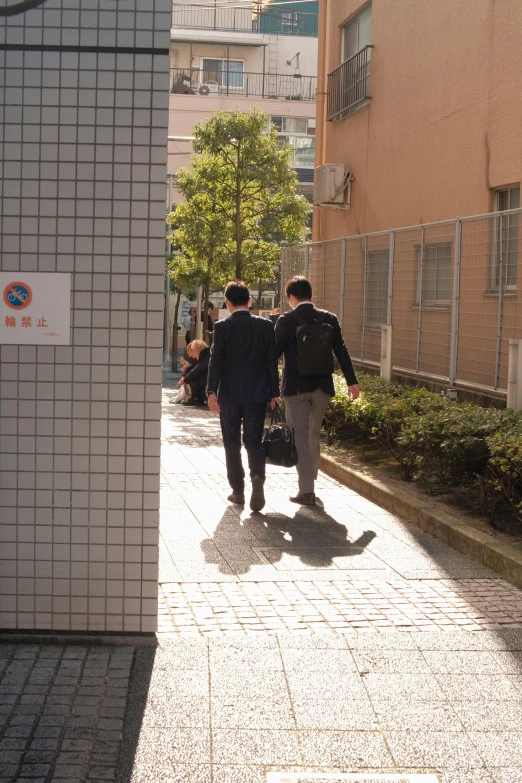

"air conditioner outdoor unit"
[314, 164, 354, 209]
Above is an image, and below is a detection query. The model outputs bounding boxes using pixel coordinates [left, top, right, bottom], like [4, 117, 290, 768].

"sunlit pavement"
[2, 378, 522, 783]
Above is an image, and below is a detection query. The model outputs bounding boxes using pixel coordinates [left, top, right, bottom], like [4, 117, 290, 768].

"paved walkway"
[2, 378, 522, 783]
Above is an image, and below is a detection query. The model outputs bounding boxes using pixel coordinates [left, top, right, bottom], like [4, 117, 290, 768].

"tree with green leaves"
[167, 155, 232, 344]
[183, 108, 310, 285]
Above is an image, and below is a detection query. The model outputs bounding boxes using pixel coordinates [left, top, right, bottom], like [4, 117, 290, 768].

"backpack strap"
[290, 307, 328, 326]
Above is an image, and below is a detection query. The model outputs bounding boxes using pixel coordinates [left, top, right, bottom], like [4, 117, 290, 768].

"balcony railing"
[327, 45, 372, 121]
[170, 68, 317, 102]
[172, 3, 318, 37]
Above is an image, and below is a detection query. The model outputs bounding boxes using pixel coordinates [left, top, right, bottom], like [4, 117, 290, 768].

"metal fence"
[327, 45, 372, 120]
[172, 2, 318, 37]
[280, 208, 522, 397]
[170, 67, 316, 102]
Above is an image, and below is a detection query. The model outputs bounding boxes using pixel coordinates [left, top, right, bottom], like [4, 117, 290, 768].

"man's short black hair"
[285, 276, 312, 301]
[224, 280, 250, 306]
[208, 303, 214, 310]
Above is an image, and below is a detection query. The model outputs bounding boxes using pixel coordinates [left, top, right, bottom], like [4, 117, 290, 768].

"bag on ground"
[262, 406, 298, 468]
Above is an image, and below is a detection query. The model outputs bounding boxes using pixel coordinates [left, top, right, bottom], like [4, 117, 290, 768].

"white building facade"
[0, 0, 170, 633]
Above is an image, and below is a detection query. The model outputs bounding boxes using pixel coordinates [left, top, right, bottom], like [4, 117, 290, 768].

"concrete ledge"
[320, 452, 522, 590]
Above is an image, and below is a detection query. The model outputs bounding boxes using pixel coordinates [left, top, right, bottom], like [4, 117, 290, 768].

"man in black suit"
[275, 276, 360, 505]
[207, 281, 280, 512]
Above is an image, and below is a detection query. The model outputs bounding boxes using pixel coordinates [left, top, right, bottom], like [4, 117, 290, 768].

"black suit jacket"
[207, 310, 279, 405]
[274, 302, 358, 397]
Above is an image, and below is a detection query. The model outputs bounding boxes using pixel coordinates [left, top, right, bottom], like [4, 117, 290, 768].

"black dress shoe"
[227, 492, 245, 505]
[250, 475, 265, 512]
[289, 492, 316, 505]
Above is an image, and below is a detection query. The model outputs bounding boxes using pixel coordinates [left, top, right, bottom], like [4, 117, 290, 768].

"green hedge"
[323, 373, 522, 523]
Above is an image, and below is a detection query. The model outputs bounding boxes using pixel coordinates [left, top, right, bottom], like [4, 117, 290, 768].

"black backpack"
[293, 310, 335, 377]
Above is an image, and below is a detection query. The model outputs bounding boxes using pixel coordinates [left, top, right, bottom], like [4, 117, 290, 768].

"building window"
[365, 250, 389, 326]
[327, 4, 372, 120]
[201, 58, 244, 89]
[281, 10, 298, 33]
[416, 244, 452, 306]
[493, 185, 520, 289]
[270, 116, 315, 167]
[342, 3, 372, 62]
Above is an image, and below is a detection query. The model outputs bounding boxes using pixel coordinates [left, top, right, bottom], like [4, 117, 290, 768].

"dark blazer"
[207, 310, 279, 405]
[275, 302, 358, 397]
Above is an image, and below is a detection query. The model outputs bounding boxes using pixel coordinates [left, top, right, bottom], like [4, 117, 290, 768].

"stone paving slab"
[5, 383, 522, 783]
[0, 643, 134, 783]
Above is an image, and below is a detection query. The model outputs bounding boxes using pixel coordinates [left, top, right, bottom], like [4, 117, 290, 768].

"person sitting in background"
[178, 339, 211, 406]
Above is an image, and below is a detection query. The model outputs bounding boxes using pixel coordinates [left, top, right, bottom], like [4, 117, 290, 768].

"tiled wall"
[0, 0, 170, 632]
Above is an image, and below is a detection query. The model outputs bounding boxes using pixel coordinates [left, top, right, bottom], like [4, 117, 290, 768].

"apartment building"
[289, 0, 522, 400]
[168, 0, 319, 204]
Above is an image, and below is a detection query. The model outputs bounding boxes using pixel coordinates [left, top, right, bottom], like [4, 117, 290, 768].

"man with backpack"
[275, 276, 360, 505]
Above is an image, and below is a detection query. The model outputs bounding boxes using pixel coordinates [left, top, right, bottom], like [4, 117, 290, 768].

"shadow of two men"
[200, 504, 377, 574]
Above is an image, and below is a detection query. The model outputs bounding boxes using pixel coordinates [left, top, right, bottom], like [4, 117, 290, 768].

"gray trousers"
[284, 388, 331, 494]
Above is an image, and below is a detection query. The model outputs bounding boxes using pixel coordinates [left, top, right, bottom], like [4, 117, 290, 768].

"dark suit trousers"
[219, 402, 267, 492]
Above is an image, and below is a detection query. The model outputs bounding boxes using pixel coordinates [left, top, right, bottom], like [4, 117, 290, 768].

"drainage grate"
[266, 775, 440, 783]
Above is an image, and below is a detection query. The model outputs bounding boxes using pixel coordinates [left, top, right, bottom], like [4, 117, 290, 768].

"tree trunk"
[171, 287, 182, 372]
[202, 275, 211, 345]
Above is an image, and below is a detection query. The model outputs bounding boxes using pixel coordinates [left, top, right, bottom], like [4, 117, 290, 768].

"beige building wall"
[314, 0, 522, 242]
[306, 0, 522, 396]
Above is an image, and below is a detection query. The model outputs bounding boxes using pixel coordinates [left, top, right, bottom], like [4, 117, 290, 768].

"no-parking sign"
[0, 272, 71, 345]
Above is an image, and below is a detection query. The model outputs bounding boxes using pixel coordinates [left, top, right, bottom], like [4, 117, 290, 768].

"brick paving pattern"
[0, 644, 132, 783]
[3, 379, 522, 783]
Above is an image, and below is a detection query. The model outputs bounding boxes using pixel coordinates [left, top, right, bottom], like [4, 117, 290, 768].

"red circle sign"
[3, 282, 33, 310]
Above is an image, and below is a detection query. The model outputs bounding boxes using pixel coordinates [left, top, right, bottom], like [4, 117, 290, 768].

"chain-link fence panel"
[280, 245, 308, 312]
[392, 226, 423, 373]
[417, 222, 455, 380]
[457, 210, 522, 391]
[309, 242, 325, 309]
[342, 235, 365, 360]
[323, 240, 343, 316]
[282, 206, 522, 399]
[362, 232, 391, 364]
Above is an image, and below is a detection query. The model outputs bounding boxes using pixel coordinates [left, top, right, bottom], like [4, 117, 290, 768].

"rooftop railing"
[172, 3, 318, 37]
[170, 67, 317, 102]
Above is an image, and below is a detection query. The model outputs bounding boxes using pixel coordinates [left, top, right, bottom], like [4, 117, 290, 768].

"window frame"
[200, 57, 245, 90]
[269, 115, 316, 168]
[414, 242, 452, 309]
[341, 3, 372, 63]
[491, 185, 520, 292]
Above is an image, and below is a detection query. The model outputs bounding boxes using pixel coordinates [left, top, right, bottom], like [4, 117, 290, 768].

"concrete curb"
[320, 452, 522, 590]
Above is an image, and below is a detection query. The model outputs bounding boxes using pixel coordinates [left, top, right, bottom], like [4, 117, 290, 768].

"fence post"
[387, 229, 394, 326]
[507, 339, 522, 410]
[361, 235, 368, 360]
[304, 244, 310, 277]
[449, 217, 462, 385]
[339, 238, 346, 327]
[321, 242, 326, 308]
[381, 325, 393, 382]
[495, 216, 505, 390]
[416, 225, 425, 372]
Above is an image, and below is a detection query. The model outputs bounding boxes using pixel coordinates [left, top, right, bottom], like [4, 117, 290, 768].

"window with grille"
[327, 4, 372, 120]
[493, 185, 520, 289]
[416, 243, 452, 305]
[365, 250, 389, 325]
